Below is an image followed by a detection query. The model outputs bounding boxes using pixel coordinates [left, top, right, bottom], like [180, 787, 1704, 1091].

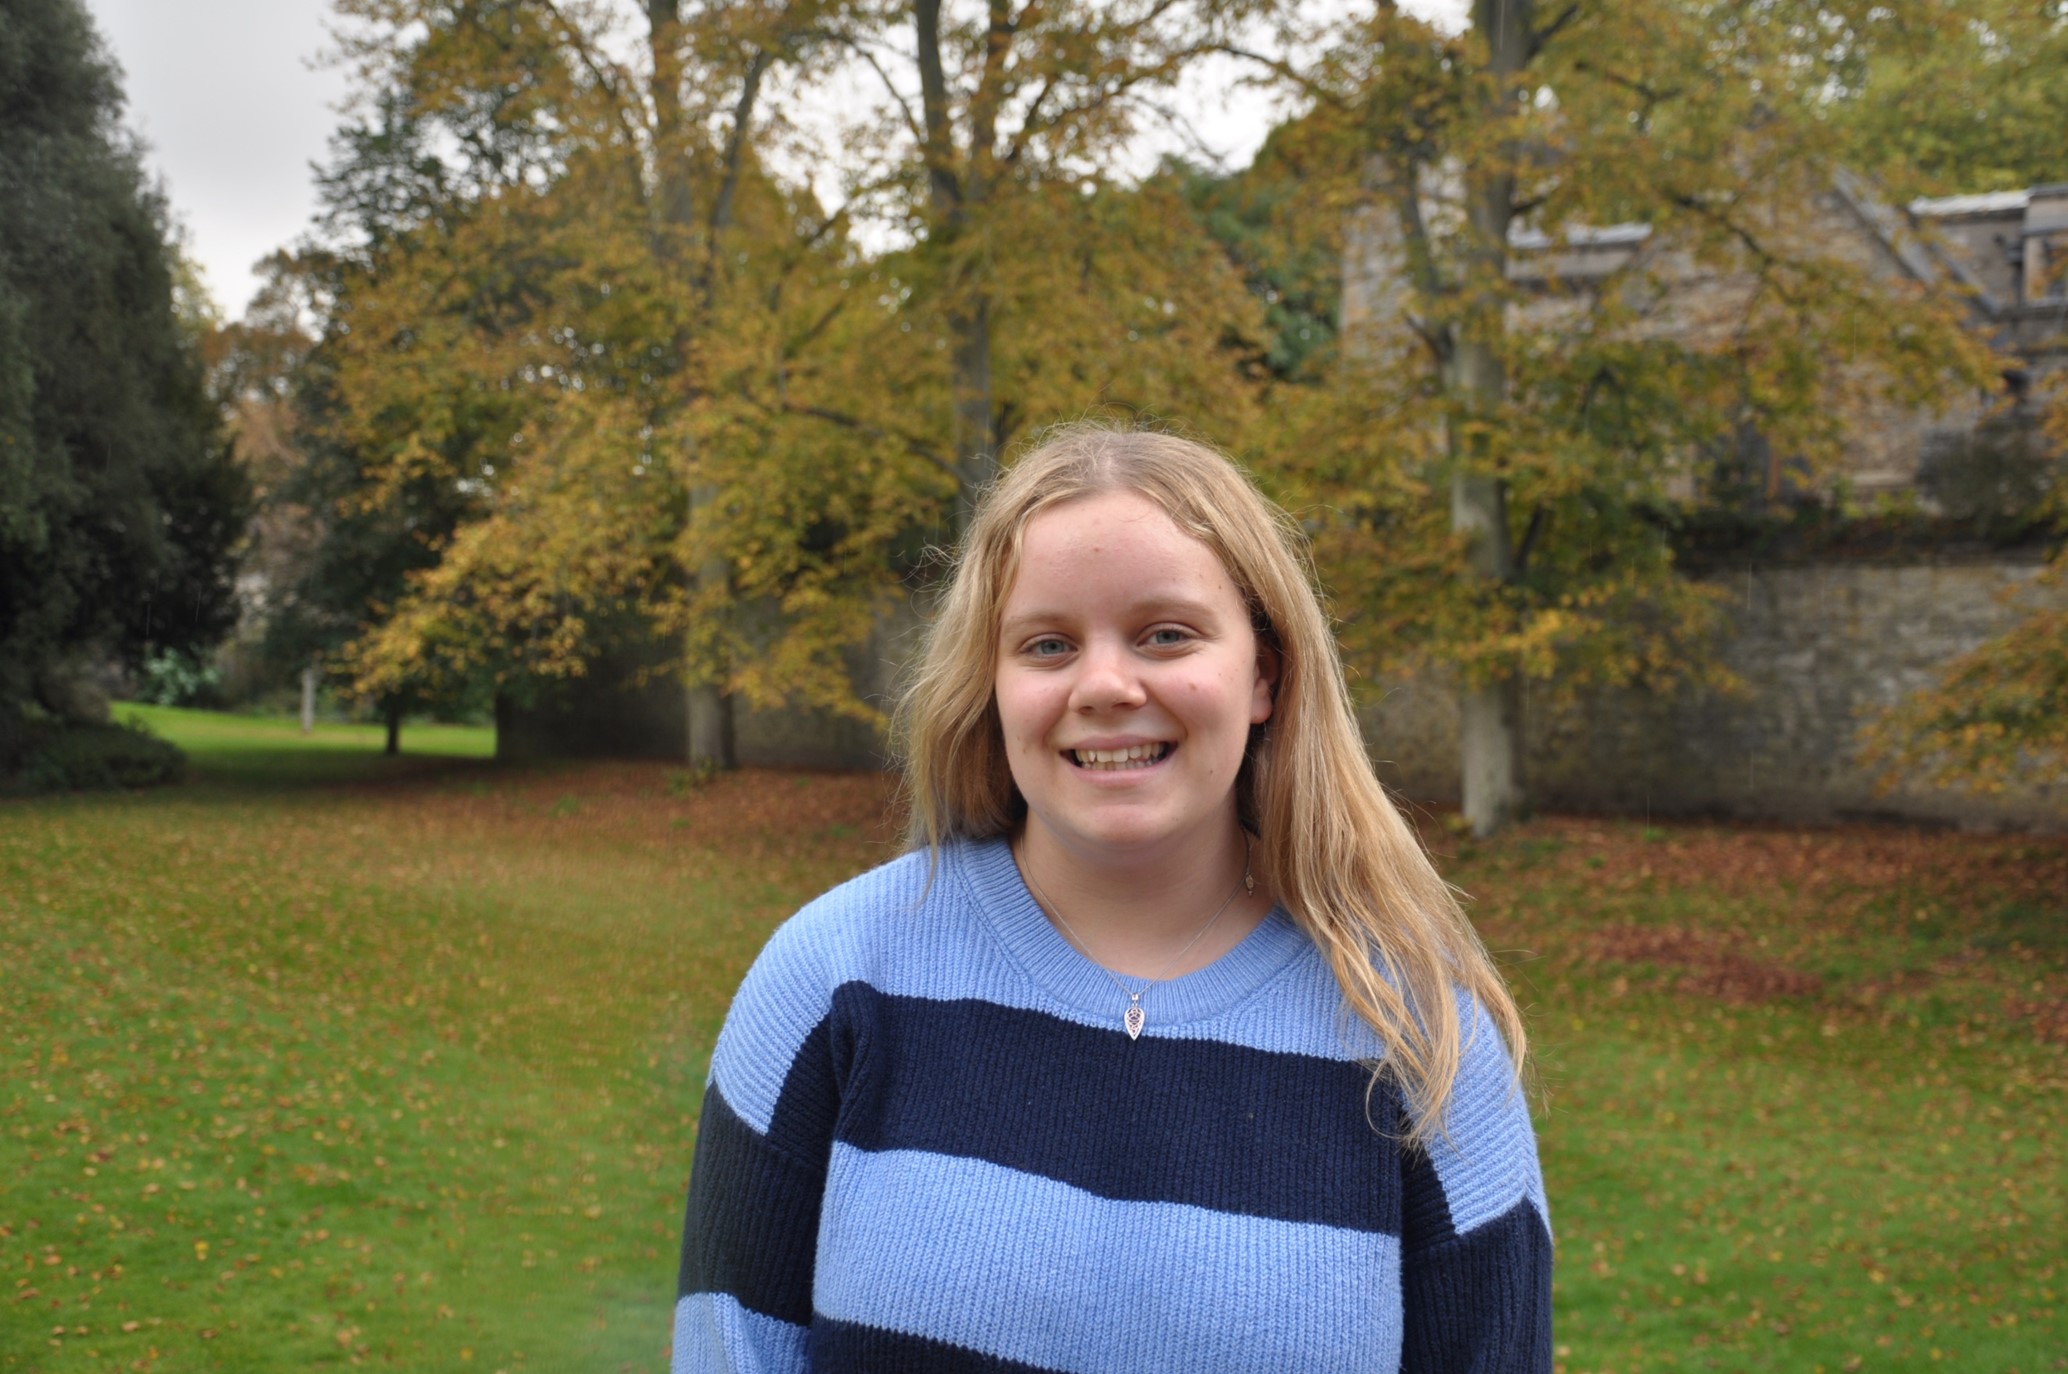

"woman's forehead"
[995, 493, 1248, 627]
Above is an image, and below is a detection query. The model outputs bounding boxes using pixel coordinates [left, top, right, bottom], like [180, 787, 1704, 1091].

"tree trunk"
[300, 662, 318, 734]
[950, 298, 997, 534]
[1449, 341, 1523, 837]
[1458, 674, 1524, 837]
[916, 0, 1002, 537]
[649, 0, 738, 769]
[688, 680, 735, 771]
[383, 699, 402, 757]
[1449, 0, 1536, 837]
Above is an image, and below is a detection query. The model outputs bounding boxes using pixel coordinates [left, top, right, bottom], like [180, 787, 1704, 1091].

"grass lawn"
[3, 706, 2063, 1372]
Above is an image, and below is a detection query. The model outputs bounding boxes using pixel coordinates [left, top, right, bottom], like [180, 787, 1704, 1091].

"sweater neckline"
[951, 834, 1309, 1031]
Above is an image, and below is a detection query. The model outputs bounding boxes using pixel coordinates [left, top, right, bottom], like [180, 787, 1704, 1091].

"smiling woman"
[995, 488, 1276, 930]
[670, 423, 1552, 1373]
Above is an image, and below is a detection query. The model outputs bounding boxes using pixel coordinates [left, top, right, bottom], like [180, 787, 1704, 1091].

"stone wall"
[1362, 555, 2065, 830]
[497, 599, 924, 773]
[504, 554, 2063, 831]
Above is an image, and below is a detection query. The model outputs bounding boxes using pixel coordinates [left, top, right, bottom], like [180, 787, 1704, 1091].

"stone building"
[1340, 174, 2067, 829]
[1341, 174, 2068, 510]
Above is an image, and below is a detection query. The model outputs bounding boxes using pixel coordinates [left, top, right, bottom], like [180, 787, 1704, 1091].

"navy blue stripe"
[807, 984, 1403, 1233]
[677, 1081, 825, 1325]
[1401, 1128, 1459, 1253]
[811, 1318, 1070, 1373]
[765, 1008, 842, 1159]
[1400, 1195, 1555, 1374]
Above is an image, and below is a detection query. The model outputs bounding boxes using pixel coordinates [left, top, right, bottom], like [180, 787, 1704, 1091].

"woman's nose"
[1070, 640, 1147, 712]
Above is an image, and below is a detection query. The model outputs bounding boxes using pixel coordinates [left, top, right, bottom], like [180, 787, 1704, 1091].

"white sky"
[84, 0, 1464, 320]
[85, 0, 351, 318]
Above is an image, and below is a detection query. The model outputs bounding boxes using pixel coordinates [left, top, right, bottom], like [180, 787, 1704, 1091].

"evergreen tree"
[0, 0, 248, 731]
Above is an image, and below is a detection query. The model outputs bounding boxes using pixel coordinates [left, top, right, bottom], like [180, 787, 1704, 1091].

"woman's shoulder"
[745, 838, 994, 989]
[705, 842, 993, 1111]
[765, 844, 940, 957]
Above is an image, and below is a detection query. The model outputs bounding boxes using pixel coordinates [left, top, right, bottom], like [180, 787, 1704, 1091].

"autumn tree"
[296, 0, 944, 767]
[0, 0, 247, 748]
[287, 0, 1290, 775]
[805, 0, 1284, 528]
[1255, 0, 2004, 835]
[1847, 0, 2068, 790]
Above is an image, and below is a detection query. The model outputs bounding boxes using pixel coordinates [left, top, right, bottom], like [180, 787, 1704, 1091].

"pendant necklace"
[1018, 838, 1254, 1041]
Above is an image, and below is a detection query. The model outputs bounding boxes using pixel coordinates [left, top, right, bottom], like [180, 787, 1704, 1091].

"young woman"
[672, 424, 1551, 1373]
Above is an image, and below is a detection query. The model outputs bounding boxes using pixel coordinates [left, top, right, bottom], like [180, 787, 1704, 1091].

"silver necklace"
[1018, 838, 1254, 1041]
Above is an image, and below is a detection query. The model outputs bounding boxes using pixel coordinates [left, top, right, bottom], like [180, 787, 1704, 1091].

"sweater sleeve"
[671, 919, 844, 1374]
[1398, 991, 1553, 1374]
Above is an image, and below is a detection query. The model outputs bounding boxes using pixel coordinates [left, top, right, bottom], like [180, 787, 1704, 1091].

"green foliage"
[0, 0, 249, 718]
[135, 648, 225, 709]
[1835, 0, 2068, 194]
[1165, 138, 1344, 382]
[6, 716, 185, 793]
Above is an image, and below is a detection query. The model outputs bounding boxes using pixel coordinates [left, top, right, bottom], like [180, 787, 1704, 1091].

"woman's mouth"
[1068, 743, 1172, 770]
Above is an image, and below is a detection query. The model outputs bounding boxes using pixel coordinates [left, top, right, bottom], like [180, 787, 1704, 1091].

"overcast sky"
[85, 0, 349, 318]
[82, 0, 1461, 321]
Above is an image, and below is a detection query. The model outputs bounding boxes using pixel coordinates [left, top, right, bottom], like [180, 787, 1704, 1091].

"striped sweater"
[672, 837, 1552, 1373]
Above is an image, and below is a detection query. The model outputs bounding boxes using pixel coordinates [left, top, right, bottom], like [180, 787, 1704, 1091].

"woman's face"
[993, 489, 1274, 868]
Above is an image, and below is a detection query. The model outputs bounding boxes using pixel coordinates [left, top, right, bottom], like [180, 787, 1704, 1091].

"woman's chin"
[1025, 806, 1238, 864]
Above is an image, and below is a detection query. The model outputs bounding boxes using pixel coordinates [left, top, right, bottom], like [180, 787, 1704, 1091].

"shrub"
[136, 650, 225, 709]
[12, 719, 185, 793]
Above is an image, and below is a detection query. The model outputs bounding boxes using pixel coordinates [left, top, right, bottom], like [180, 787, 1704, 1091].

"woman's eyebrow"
[996, 611, 1071, 643]
[999, 596, 1223, 638]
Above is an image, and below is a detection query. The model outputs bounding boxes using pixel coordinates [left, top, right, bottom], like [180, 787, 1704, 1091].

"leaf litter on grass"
[1448, 815, 2068, 1373]
[4, 752, 2061, 1372]
[3, 762, 900, 1372]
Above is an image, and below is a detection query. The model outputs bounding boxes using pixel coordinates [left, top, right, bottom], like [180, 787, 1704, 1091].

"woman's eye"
[1028, 637, 1069, 658]
[1146, 628, 1189, 648]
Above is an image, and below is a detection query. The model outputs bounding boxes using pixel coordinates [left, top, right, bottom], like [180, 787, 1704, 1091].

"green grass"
[114, 703, 495, 788]
[1451, 822, 2068, 1373]
[3, 711, 2063, 1371]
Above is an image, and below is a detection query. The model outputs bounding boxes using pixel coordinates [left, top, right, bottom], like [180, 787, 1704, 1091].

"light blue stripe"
[710, 844, 1390, 1135]
[1423, 990, 1550, 1238]
[814, 1144, 1403, 1374]
[670, 1292, 806, 1374]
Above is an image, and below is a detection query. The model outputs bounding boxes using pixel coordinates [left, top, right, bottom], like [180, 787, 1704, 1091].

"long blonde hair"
[896, 421, 1526, 1138]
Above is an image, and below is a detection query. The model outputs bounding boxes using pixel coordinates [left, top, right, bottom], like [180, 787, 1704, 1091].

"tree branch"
[829, 32, 929, 150]
[967, 0, 1019, 187]
[1571, 60, 1685, 124]
[710, 48, 772, 238]
[1387, 155, 1451, 301]
[1002, 73, 1061, 164]
[1530, 1, 1581, 55]
[783, 401, 957, 479]
[780, 296, 853, 360]
[914, 0, 963, 218]
[1512, 503, 1550, 577]
[1205, 42, 1349, 108]
[536, 0, 651, 196]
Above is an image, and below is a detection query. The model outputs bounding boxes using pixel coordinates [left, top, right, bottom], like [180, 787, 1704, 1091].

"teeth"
[1071, 744, 1169, 769]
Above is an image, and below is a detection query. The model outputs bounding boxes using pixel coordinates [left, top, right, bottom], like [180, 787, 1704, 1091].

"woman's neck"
[1012, 819, 1271, 980]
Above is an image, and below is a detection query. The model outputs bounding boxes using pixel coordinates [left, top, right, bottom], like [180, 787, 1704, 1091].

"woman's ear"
[1250, 644, 1280, 726]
